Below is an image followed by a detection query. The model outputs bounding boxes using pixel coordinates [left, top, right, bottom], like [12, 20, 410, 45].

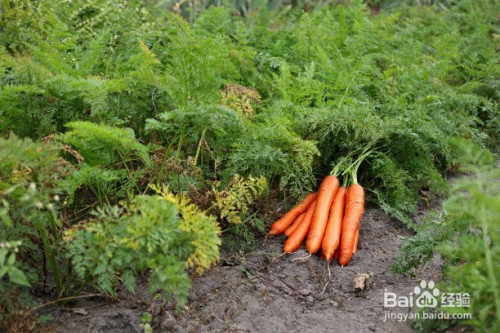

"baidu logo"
[383, 280, 472, 322]
[384, 280, 439, 308]
[384, 280, 470, 309]
[414, 280, 440, 308]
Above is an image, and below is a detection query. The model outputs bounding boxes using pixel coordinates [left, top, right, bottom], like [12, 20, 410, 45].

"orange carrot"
[352, 228, 360, 254]
[283, 201, 317, 253]
[306, 176, 339, 254]
[269, 193, 317, 235]
[321, 186, 347, 263]
[333, 248, 340, 260]
[284, 212, 306, 237]
[338, 184, 365, 266]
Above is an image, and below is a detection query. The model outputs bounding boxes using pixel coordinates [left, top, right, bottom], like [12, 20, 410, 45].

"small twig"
[55, 302, 106, 311]
[209, 308, 226, 324]
[248, 264, 308, 298]
[269, 273, 308, 297]
[31, 280, 56, 288]
[208, 306, 243, 331]
[255, 272, 299, 297]
[246, 250, 283, 257]
[29, 293, 106, 313]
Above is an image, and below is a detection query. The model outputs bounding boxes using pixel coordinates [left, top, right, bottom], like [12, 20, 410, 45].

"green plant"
[62, 121, 150, 168]
[63, 165, 128, 205]
[0, 241, 30, 289]
[212, 174, 268, 224]
[64, 186, 220, 308]
[0, 0, 498, 328]
[0, 135, 73, 296]
[61, 121, 150, 204]
[223, 214, 267, 252]
[394, 140, 499, 332]
[141, 311, 153, 333]
[0, 135, 76, 329]
[0, 241, 32, 326]
[226, 118, 320, 196]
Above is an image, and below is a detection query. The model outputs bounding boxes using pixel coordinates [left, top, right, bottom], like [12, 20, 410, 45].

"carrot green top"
[330, 146, 372, 188]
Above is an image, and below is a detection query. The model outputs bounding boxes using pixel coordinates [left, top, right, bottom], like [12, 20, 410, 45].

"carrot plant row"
[269, 150, 370, 266]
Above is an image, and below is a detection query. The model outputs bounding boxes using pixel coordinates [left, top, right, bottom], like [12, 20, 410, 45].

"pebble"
[161, 313, 177, 330]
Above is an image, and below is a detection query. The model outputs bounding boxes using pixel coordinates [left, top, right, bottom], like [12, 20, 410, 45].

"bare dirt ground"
[43, 201, 443, 333]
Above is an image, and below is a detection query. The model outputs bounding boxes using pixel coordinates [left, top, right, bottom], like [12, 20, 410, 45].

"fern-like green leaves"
[63, 121, 149, 168]
[64, 187, 220, 308]
[0, 0, 498, 327]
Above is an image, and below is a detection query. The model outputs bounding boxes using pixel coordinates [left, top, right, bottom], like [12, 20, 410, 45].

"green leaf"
[7, 253, 15, 266]
[8, 267, 31, 287]
[0, 248, 7, 264]
[0, 266, 8, 279]
[0, 199, 13, 227]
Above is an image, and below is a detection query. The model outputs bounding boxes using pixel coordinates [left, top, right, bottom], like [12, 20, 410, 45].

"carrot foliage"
[0, 0, 498, 329]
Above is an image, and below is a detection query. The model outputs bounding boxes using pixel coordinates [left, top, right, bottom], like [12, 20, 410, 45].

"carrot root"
[352, 228, 360, 254]
[284, 212, 306, 237]
[321, 187, 347, 262]
[269, 193, 317, 235]
[306, 176, 339, 254]
[283, 201, 317, 253]
[338, 184, 365, 266]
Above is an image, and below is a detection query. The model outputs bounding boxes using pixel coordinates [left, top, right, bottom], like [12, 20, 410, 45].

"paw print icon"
[414, 280, 440, 308]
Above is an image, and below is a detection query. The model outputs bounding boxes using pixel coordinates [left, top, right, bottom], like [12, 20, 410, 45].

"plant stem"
[193, 128, 207, 167]
[48, 210, 60, 242]
[37, 225, 63, 297]
[330, 155, 350, 178]
[176, 131, 185, 162]
[342, 146, 372, 185]
[337, 70, 360, 111]
[157, 135, 178, 186]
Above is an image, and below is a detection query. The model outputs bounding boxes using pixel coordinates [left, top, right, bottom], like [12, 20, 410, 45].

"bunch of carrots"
[268, 150, 371, 266]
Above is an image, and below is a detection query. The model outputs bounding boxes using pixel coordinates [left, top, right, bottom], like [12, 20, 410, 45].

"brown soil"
[43, 204, 442, 333]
